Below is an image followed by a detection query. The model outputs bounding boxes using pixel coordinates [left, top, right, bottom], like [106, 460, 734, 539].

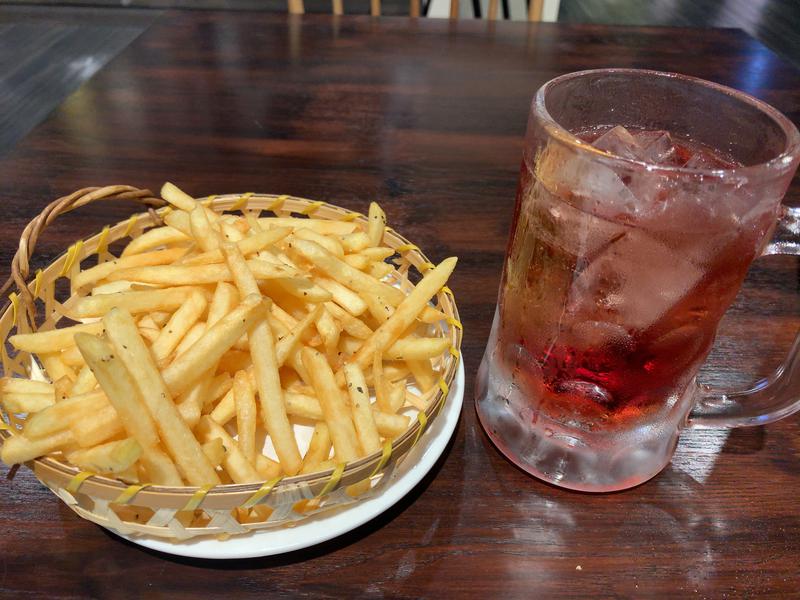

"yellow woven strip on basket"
[446, 316, 463, 331]
[395, 243, 420, 253]
[438, 377, 450, 397]
[65, 471, 95, 494]
[316, 462, 346, 498]
[268, 195, 287, 213]
[298, 201, 324, 216]
[369, 440, 393, 478]
[200, 195, 217, 207]
[59, 243, 79, 277]
[448, 346, 460, 360]
[0, 419, 11, 431]
[122, 214, 140, 238]
[8, 292, 18, 326]
[338, 211, 361, 222]
[113, 483, 151, 505]
[241, 476, 284, 509]
[96, 225, 111, 256]
[182, 484, 214, 511]
[419, 261, 435, 273]
[441, 285, 454, 296]
[31, 269, 44, 299]
[411, 411, 429, 448]
[230, 192, 253, 211]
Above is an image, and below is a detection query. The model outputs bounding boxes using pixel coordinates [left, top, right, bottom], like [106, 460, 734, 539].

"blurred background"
[0, 0, 797, 157]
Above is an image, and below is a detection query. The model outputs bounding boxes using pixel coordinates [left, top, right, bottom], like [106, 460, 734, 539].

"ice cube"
[566, 229, 704, 331]
[592, 126, 645, 161]
[635, 131, 678, 166]
[537, 141, 641, 219]
[526, 180, 631, 260]
[683, 150, 732, 170]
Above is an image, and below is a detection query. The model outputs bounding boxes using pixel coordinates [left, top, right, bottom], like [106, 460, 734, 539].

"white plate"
[111, 361, 464, 559]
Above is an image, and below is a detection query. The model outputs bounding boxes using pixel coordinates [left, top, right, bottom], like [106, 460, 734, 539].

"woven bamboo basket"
[0, 186, 462, 541]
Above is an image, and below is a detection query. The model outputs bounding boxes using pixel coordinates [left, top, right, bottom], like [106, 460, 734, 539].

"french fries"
[0, 183, 456, 497]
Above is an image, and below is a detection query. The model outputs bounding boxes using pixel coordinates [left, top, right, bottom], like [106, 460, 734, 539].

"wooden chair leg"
[333, 0, 343, 14]
[371, 0, 381, 15]
[288, 0, 305, 14]
[487, 0, 498, 20]
[410, 0, 420, 17]
[528, 0, 543, 21]
[449, 0, 459, 19]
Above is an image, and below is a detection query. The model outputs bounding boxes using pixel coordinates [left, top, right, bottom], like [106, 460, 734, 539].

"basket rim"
[1, 192, 463, 499]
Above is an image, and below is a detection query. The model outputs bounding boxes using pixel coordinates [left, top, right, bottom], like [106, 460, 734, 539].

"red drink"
[497, 128, 776, 431]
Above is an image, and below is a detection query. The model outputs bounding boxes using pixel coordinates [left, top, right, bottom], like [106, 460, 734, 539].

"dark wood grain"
[0, 12, 798, 599]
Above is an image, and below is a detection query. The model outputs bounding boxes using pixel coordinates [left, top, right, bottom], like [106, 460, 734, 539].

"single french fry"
[70, 405, 124, 447]
[161, 182, 200, 212]
[163, 209, 192, 236]
[66, 438, 142, 474]
[0, 429, 74, 465]
[293, 228, 344, 256]
[348, 258, 457, 371]
[339, 231, 371, 253]
[271, 278, 331, 303]
[207, 282, 239, 330]
[23, 390, 107, 439]
[275, 305, 322, 367]
[150, 291, 207, 361]
[176, 374, 208, 430]
[71, 364, 98, 396]
[202, 437, 225, 467]
[255, 454, 281, 479]
[161, 295, 266, 397]
[372, 353, 391, 413]
[343, 363, 380, 455]
[205, 372, 233, 411]
[59, 345, 86, 368]
[385, 337, 450, 361]
[317, 278, 367, 316]
[75, 333, 183, 486]
[108, 263, 230, 285]
[174, 321, 206, 358]
[367, 202, 386, 246]
[301, 422, 332, 474]
[368, 262, 394, 280]
[190, 205, 219, 253]
[302, 348, 361, 462]
[9, 322, 106, 354]
[233, 370, 257, 463]
[388, 379, 406, 413]
[257, 217, 357, 235]
[68, 287, 195, 319]
[343, 254, 369, 271]
[74, 247, 187, 289]
[121, 226, 190, 257]
[0, 378, 54, 395]
[360, 247, 395, 262]
[316, 307, 341, 359]
[103, 307, 220, 485]
[196, 417, 261, 484]
[284, 392, 408, 436]
[1, 392, 54, 414]
[407, 358, 436, 393]
[40, 354, 76, 383]
[222, 242, 302, 475]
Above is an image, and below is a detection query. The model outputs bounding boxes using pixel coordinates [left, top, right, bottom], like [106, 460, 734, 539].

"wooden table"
[0, 11, 798, 598]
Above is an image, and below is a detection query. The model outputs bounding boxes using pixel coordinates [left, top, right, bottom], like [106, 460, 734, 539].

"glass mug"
[475, 69, 800, 492]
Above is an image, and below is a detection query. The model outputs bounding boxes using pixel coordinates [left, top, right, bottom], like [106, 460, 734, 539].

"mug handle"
[688, 206, 800, 428]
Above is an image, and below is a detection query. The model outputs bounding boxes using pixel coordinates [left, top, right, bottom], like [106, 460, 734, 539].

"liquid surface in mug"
[498, 126, 777, 430]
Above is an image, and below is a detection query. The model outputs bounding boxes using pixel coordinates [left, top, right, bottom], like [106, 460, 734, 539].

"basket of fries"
[0, 184, 461, 541]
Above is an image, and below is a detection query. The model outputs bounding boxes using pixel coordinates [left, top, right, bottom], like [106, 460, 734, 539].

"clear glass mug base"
[474, 326, 696, 493]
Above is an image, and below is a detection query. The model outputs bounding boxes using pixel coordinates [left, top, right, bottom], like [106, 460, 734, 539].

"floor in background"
[558, 0, 800, 67]
[0, 6, 157, 157]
